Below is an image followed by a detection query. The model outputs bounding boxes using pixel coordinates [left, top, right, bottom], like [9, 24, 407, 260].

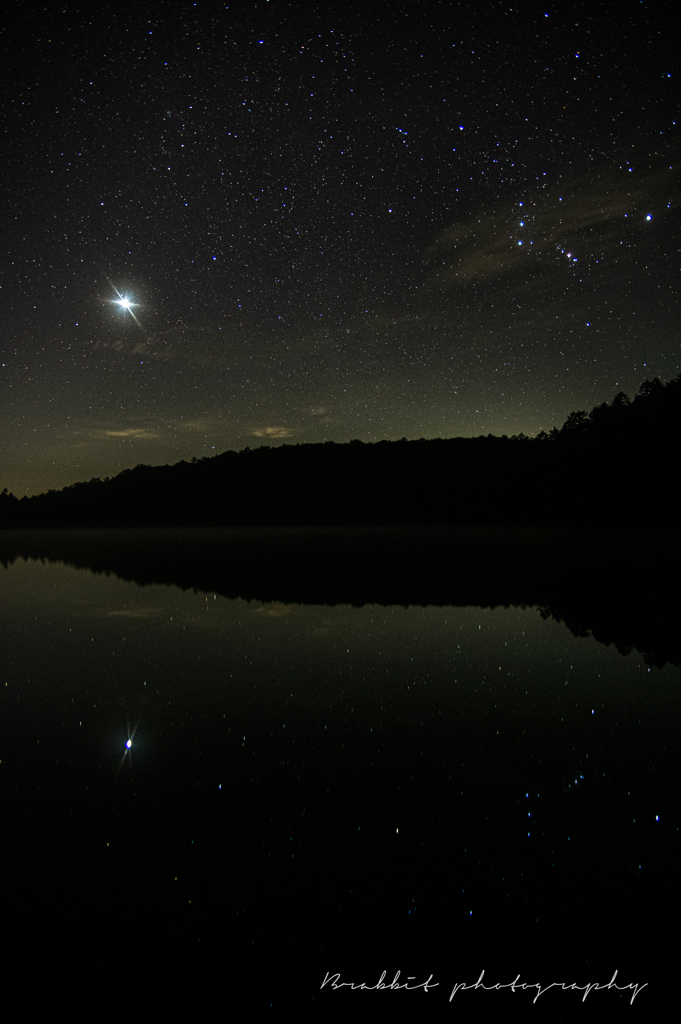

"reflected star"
[115, 717, 140, 780]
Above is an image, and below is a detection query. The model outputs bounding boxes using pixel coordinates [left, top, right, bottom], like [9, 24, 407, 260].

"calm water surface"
[1, 530, 677, 1015]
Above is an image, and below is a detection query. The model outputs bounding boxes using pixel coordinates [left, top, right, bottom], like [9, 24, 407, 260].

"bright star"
[115, 718, 140, 781]
[108, 281, 144, 331]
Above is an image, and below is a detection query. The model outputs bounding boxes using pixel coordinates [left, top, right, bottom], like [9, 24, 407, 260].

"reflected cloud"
[107, 607, 161, 618]
[253, 603, 294, 618]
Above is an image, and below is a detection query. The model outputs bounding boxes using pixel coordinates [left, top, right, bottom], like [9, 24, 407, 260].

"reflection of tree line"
[536, 599, 676, 670]
[1, 374, 679, 528]
[0, 526, 678, 669]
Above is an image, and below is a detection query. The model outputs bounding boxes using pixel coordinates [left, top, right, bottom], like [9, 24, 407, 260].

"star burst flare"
[109, 280, 144, 331]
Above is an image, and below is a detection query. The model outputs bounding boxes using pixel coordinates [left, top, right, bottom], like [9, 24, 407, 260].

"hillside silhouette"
[1, 374, 679, 528]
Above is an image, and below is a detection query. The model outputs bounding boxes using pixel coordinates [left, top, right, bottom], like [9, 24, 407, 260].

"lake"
[0, 526, 677, 1015]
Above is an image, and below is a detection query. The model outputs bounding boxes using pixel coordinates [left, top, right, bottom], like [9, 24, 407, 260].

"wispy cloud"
[105, 428, 160, 439]
[250, 426, 297, 439]
[308, 405, 334, 423]
[78, 415, 227, 442]
[94, 324, 259, 368]
[173, 414, 225, 432]
[423, 157, 676, 290]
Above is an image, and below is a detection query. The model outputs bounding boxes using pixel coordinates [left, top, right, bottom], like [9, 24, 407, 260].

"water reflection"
[0, 527, 678, 1012]
[0, 525, 678, 667]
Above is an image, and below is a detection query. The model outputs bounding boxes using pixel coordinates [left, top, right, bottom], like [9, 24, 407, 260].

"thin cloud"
[105, 428, 160, 439]
[174, 415, 225, 432]
[93, 325, 258, 368]
[423, 158, 676, 290]
[250, 426, 296, 439]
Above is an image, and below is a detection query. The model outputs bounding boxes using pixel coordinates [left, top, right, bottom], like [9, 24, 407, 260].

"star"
[109, 281, 144, 331]
[115, 718, 140, 780]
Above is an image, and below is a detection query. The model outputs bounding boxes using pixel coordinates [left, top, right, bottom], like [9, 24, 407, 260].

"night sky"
[2, 0, 678, 496]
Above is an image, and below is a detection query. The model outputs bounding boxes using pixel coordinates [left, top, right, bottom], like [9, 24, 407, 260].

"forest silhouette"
[1, 373, 679, 528]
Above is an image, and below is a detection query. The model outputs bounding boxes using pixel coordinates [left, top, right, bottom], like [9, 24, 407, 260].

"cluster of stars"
[0, 0, 678, 496]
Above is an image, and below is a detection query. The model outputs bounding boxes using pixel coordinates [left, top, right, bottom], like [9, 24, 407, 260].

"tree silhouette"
[3, 373, 678, 530]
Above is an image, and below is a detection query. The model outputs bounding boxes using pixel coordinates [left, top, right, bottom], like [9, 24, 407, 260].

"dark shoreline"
[3, 372, 679, 530]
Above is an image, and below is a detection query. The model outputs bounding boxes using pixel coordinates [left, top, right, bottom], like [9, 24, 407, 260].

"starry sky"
[1, 0, 678, 496]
